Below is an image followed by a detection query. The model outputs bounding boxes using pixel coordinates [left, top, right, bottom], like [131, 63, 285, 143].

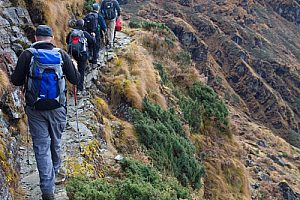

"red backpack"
[115, 17, 122, 31]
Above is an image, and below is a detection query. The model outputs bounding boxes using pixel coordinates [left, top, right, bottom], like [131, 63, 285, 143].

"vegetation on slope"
[66, 158, 190, 200]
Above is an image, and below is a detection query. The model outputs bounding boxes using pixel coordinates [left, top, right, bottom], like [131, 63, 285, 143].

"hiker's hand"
[91, 32, 96, 37]
[72, 59, 78, 70]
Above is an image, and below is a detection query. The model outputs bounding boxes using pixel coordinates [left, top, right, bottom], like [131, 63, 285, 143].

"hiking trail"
[18, 32, 131, 200]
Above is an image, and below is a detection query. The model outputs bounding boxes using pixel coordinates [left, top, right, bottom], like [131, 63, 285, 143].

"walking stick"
[26, 125, 30, 165]
[73, 86, 82, 152]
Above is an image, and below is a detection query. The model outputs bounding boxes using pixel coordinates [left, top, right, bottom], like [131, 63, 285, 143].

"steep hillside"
[1, 0, 300, 200]
[120, 0, 300, 199]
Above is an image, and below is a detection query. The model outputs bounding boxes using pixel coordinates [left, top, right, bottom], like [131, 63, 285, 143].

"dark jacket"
[66, 29, 96, 53]
[100, 0, 121, 19]
[11, 41, 80, 108]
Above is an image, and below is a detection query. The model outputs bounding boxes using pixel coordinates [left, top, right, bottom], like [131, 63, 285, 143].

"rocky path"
[19, 32, 131, 200]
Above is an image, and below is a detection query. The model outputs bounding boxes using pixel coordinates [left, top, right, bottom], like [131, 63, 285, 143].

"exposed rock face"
[266, 0, 300, 27]
[0, 1, 32, 199]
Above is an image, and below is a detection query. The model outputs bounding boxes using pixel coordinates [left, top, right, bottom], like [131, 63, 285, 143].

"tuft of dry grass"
[0, 69, 10, 96]
[108, 43, 167, 109]
[28, 0, 85, 48]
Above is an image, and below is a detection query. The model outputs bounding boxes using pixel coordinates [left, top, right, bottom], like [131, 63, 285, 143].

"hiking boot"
[42, 193, 54, 200]
[76, 90, 82, 96]
[55, 170, 66, 185]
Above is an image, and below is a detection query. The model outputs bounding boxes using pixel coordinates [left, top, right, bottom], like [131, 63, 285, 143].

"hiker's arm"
[66, 32, 71, 44]
[11, 50, 31, 86]
[115, 0, 121, 16]
[99, 16, 107, 32]
[100, 1, 105, 16]
[60, 50, 80, 85]
[84, 32, 95, 48]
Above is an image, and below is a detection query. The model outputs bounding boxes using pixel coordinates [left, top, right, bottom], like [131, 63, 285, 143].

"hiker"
[100, 0, 121, 49]
[11, 25, 80, 200]
[67, 19, 95, 95]
[84, 3, 107, 66]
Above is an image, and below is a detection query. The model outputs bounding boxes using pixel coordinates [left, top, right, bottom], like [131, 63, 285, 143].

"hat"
[76, 19, 85, 29]
[35, 25, 53, 37]
[92, 3, 99, 11]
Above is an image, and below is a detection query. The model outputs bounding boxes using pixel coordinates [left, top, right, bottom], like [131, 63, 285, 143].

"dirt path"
[18, 32, 131, 200]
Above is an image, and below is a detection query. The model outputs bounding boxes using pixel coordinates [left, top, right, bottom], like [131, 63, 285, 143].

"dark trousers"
[72, 53, 88, 91]
[92, 32, 101, 64]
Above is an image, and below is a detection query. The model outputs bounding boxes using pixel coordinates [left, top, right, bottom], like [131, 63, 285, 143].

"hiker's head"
[76, 19, 85, 30]
[34, 25, 54, 42]
[92, 3, 99, 12]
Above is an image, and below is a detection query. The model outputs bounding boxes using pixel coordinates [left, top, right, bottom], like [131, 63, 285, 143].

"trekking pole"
[73, 86, 82, 152]
[26, 125, 30, 165]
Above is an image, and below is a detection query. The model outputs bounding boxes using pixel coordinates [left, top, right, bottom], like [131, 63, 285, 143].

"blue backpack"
[26, 48, 66, 110]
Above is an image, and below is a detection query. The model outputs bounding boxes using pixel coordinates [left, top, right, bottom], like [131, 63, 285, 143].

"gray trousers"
[25, 106, 66, 194]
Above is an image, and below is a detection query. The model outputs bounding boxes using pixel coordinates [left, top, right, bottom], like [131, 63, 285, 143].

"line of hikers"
[68, 1, 121, 95]
[11, 1, 121, 200]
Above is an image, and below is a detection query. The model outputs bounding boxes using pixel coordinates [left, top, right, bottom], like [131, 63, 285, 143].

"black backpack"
[84, 12, 98, 33]
[103, 0, 116, 20]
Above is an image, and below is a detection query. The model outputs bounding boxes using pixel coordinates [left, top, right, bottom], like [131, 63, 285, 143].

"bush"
[176, 51, 192, 67]
[286, 130, 300, 148]
[189, 83, 228, 126]
[154, 63, 169, 85]
[84, 0, 96, 13]
[176, 83, 229, 133]
[175, 90, 203, 133]
[132, 99, 204, 189]
[66, 158, 191, 200]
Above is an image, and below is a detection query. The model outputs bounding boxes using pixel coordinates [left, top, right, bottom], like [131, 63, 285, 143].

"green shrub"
[129, 19, 143, 28]
[66, 158, 191, 200]
[286, 130, 300, 148]
[175, 90, 203, 133]
[154, 63, 169, 85]
[84, 0, 96, 13]
[176, 51, 192, 67]
[175, 83, 229, 133]
[132, 99, 204, 189]
[189, 83, 228, 126]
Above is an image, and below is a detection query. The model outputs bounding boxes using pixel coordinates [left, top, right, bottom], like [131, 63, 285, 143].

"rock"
[256, 139, 268, 148]
[257, 172, 270, 182]
[114, 154, 124, 161]
[232, 34, 243, 45]
[251, 182, 260, 189]
[245, 159, 254, 167]
[268, 154, 286, 167]
[278, 181, 297, 200]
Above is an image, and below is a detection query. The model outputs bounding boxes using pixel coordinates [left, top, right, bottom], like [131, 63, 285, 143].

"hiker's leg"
[48, 107, 66, 175]
[92, 32, 101, 64]
[77, 54, 88, 91]
[25, 107, 55, 194]
[107, 19, 116, 47]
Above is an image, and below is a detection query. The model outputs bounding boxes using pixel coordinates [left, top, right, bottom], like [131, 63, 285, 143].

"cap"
[92, 3, 99, 11]
[76, 19, 85, 29]
[35, 25, 53, 37]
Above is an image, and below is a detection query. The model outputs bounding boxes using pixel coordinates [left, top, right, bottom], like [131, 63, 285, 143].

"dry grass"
[108, 42, 167, 109]
[0, 69, 9, 96]
[29, 0, 86, 48]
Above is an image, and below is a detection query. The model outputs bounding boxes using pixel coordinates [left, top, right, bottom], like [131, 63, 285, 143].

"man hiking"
[84, 3, 107, 67]
[67, 19, 95, 95]
[100, 0, 121, 49]
[11, 25, 80, 200]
